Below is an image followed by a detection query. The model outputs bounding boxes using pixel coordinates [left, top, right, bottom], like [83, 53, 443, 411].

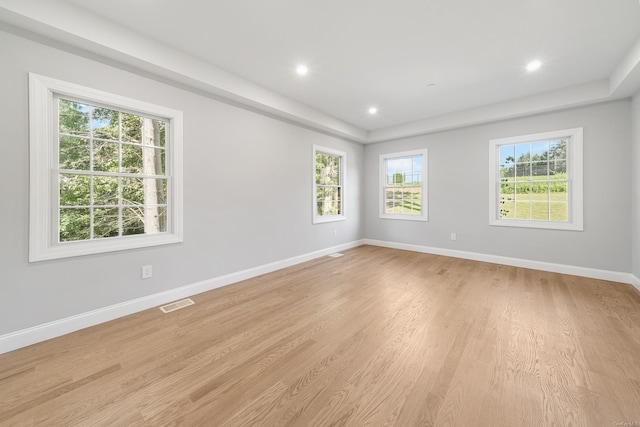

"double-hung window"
[379, 149, 428, 221]
[313, 145, 346, 223]
[29, 73, 183, 261]
[489, 127, 583, 230]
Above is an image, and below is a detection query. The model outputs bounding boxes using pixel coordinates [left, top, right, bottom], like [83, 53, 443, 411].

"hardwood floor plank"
[0, 364, 121, 424]
[1, 246, 639, 426]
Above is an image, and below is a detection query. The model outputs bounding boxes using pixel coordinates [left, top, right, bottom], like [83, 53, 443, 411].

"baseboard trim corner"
[363, 239, 634, 285]
[631, 274, 640, 293]
[0, 239, 365, 355]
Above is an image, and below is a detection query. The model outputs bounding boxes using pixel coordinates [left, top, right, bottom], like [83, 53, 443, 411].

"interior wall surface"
[363, 101, 632, 273]
[0, 30, 364, 335]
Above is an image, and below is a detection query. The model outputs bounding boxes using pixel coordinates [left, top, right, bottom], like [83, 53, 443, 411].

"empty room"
[1, 0, 640, 425]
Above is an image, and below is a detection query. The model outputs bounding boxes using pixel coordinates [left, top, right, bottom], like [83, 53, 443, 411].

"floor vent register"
[159, 298, 195, 313]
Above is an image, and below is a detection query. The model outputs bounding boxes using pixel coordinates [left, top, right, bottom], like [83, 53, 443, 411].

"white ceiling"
[1, 0, 640, 142]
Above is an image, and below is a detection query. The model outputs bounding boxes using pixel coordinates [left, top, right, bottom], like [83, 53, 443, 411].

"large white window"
[379, 149, 428, 221]
[489, 127, 583, 231]
[29, 73, 183, 261]
[313, 145, 346, 224]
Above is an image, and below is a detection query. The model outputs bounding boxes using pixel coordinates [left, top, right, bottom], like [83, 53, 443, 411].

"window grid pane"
[384, 154, 423, 216]
[57, 97, 168, 243]
[316, 185, 342, 216]
[315, 149, 344, 219]
[497, 138, 568, 222]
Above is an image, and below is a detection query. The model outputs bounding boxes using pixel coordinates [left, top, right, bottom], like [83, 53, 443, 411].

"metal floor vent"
[159, 298, 195, 313]
[328, 252, 344, 258]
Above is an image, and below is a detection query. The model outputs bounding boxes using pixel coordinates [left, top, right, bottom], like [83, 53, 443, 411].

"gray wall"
[0, 27, 636, 339]
[633, 92, 640, 279]
[364, 101, 632, 273]
[0, 30, 363, 335]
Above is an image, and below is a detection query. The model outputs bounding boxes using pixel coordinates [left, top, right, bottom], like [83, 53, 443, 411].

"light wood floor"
[1, 246, 640, 426]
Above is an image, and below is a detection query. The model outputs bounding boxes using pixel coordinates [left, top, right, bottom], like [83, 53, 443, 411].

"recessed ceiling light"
[368, 107, 378, 115]
[526, 60, 542, 72]
[296, 64, 308, 76]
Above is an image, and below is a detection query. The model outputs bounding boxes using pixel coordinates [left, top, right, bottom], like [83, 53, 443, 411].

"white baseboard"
[364, 239, 637, 286]
[2, 238, 635, 355]
[0, 240, 364, 355]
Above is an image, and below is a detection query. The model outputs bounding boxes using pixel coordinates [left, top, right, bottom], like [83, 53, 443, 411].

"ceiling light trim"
[526, 60, 542, 72]
[296, 64, 309, 76]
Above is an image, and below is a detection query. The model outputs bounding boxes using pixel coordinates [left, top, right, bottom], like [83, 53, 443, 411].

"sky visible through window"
[386, 156, 422, 185]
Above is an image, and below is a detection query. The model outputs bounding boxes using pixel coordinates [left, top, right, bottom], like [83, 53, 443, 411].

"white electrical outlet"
[333, 230, 337, 238]
[142, 265, 152, 279]
[451, 233, 457, 241]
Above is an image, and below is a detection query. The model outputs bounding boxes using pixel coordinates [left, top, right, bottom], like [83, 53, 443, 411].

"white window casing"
[29, 73, 184, 262]
[488, 127, 583, 231]
[313, 145, 346, 224]
[379, 149, 428, 221]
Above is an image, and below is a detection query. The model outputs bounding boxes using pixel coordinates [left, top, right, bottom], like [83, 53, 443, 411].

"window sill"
[313, 215, 346, 224]
[29, 233, 183, 262]
[489, 218, 583, 231]
[379, 214, 428, 222]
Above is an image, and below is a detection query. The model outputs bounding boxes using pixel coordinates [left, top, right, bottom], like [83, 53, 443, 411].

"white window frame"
[488, 127, 583, 231]
[29, 73, 184, 262]
[312, 145, 346, 224]
[379, 149, 428, 221]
